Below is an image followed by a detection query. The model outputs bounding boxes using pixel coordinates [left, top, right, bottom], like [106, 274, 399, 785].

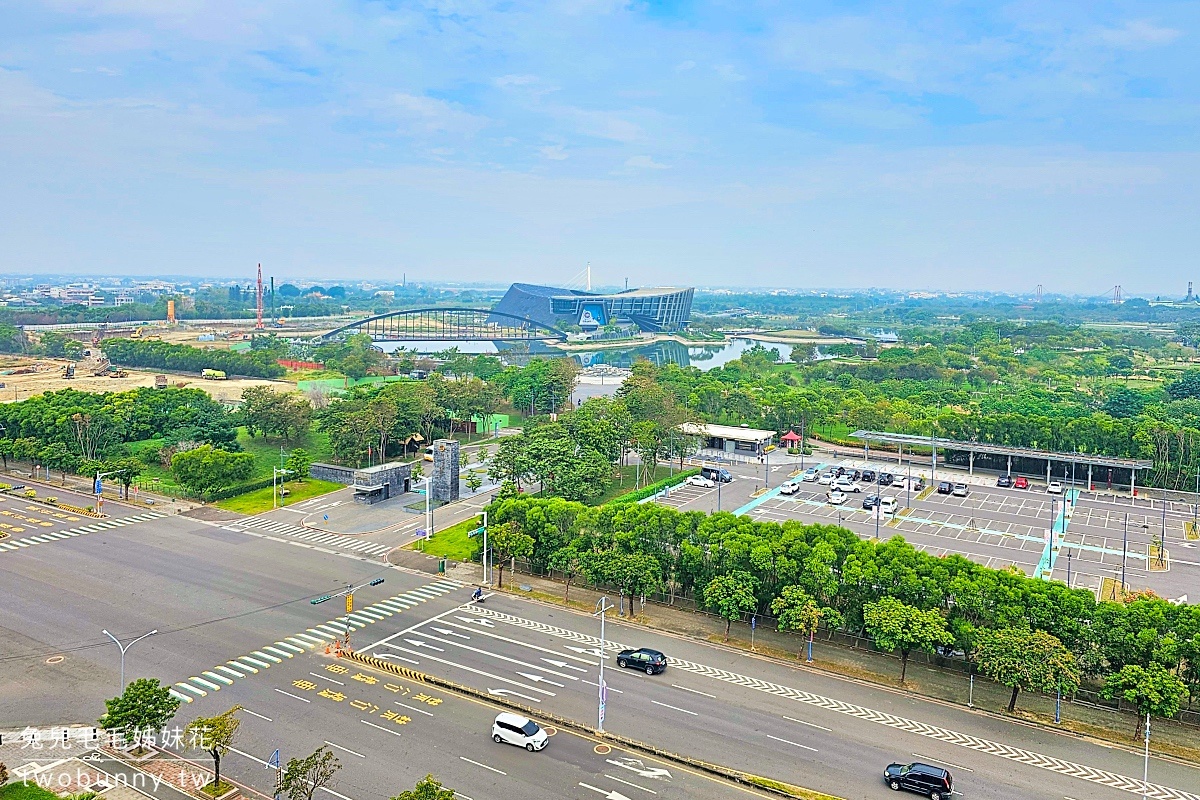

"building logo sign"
[578, 303, 607, 328]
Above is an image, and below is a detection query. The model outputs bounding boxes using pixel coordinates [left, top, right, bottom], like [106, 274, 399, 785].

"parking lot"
[657, 456, 1198, 600]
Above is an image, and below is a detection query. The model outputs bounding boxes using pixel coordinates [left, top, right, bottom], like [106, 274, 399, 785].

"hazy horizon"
[3, 2, 1197, 294]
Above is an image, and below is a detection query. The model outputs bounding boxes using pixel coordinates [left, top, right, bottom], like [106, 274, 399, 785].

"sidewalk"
[471, 564, 1200, 763]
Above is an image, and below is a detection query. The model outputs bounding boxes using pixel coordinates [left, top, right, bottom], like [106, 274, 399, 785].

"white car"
[1046, 481, 1064, 495]
[779, 480, 802, 495]
[818, 472, 835, 486]
[827, 490, 847, 505]
[686, 475, 716, 489]
[879, 496, 898, 515]
[801, 468, 819, 482]
[492, 712, 548, 751]
[833, 478, 861, 493]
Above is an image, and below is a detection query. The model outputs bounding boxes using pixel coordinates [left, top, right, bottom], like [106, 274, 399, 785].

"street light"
[102, 628, 158, 691]
[272, 467, 292, 509]
[1066, 548, 1073, 588]
[594, 597, 615, 733]
[310, 577, 385, 648]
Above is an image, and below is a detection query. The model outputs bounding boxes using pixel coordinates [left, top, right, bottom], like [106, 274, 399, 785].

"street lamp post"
[272, 467, 292, 509]
[594, 597, 615, 733]
[1142, 713, 1151, 800]
[1122, 513, 1129, 591]
[101, 628, 158, 691]
[1066, 548, 1073, 588]
[310, 577, 385, 649]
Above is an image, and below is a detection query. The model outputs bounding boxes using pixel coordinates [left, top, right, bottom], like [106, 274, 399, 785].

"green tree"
[1165, 369, 1200, 401]
[171, 445, 255, 494]
[703, 570, 760, 642]
[107, 456, 145, 499]
[281, 746, 342, 800]
[975, 628, 1080, 712]
[1101, 663, 1187, 738]
[547, 543, 584, 603]
[38, 441, 79, 485]
[464, 470, 483, 494]
[98, 678, 181, 752]
[863, 597, 952, 683]
[771, 585, 827, 658]
[392, 775, 455, 800]
[488, 521, 534, 589]
[1102, 387, 1145, 419]
[287, 448, 312, 480]
[184, 706, 242, 791]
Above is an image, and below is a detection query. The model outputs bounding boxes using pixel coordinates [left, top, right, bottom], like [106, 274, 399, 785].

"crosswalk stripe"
[230, 659, 259, 674]
[315, 624, 345, 636]
[190, 676, 221, 691]
[276, 641, 306, 653]
[261, 646, 292, 659]
[203, 671, 234, 686]
[406, 588, 439, 600]
[287, 636, 319, 648]
[377, 599, 413, 611]
[356, 608, 389, 620]
[215, 665, 245, 678]
[239, 655, 271, 669]
[169, 689, 193, 703]
[176, 682, 207, 697]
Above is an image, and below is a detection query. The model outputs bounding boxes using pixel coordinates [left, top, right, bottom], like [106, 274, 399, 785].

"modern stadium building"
[491, 283, 694, 333]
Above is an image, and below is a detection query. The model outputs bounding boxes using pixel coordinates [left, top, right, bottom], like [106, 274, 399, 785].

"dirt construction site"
[0, 355, 290, 404]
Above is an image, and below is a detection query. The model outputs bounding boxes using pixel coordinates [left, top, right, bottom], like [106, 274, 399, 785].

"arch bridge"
[318, 307, 568, 342]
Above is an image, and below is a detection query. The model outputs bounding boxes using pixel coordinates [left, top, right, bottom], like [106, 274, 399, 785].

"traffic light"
[310, 595, 332, 605]
[368, 578, 384, 586]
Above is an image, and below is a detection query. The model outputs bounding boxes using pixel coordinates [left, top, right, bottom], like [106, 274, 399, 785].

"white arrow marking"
[606, 758, 671, 780]
[456, 616, 495, 627]
[488, 688, 541, 703]
[405, 639, 445, 652]
[517, 672, 565, 687]
[542, 658, 587, 672]
[565, 645, 605, 657]
[578, 783, 631, 800]
[431, 627, 471, 639]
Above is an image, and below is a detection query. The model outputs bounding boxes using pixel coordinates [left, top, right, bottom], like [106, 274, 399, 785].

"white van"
[492, 712, 548, 751]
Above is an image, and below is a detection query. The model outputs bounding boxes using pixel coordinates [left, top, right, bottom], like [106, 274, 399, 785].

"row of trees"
[104, 338, 286, 379]
[487, 494, 1199, 729]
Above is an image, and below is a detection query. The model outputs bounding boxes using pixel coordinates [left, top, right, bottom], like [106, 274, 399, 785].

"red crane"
[255, 262, 265, 330]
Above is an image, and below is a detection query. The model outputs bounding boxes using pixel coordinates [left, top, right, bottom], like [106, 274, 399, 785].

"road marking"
[783, 716, 832, 732]
[394, 701, 435, 717]
[459, 757, 505, 775]
[241, 708, 272, 722]
[311, 672, 345, 685]
[671, 684, 716, 699]
[579, 782, 631, 800]
[361, 605, 464, 652]
[650, 700, 697, 716]
[323, 740, 365, 758]
[361, 720, 403, 738]
[379, 654, 420, 665]
[913, 753, 973, 772]
[605, 775, 657, 794]
[380, 642, 554, 696]
[273, 689, 310, 703]
[766, 734, 818, 752]
[488, 687, 542, 702]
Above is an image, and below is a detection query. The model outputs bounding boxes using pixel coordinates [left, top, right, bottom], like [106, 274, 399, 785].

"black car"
[937, 481, 953, 494]
[884, 762, 953, 799]
[996, 474, 1013, 488]
[862, 494, 880, 510]
[861, 469, 877, 483]
[616, 648, 667, 675]
[834, 466, 846, 477]
[848, 469, 862, 481]
[878, 473, 895, 487]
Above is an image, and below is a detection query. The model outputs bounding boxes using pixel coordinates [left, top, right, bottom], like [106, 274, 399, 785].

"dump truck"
[63, 363, 75, 379]
[201, 369, 227, 380]
[155, 374, 168, 389]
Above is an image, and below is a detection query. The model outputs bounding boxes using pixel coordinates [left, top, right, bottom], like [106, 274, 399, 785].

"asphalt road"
[659, 456, 1198, 599]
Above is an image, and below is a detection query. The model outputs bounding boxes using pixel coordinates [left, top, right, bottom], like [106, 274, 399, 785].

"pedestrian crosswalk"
[169, 578, 462, 704]
[230, 516, 395, 558]
[0, 511, 169, 553]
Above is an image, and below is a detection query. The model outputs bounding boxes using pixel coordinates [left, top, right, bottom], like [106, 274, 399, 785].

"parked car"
[847, 469, 862, 481]
[685, 475, 716, 489]
[779, 480, 802, 495]
[818, 472, 835, 486]
[616, 647, 668, 674]
[878, 473, 895, 487]
[1013, 476, 1029, 490]
[1047, 481, 1065, 495]
[862, 494, 881, 510]
[952, 483, 969, 497]
[827, 490, 848, 505]
[937, 481, 953, 494]
[834, 466, 847, 477]
[883, 762, 953, 799]
[802, 467, 819, 482]
[700, 466, 733, 483]
[833, 478, 861, 493]
[492, 713, 548, 751]
[879, 496, 898, 514]
[860, 469, 877, 483]
[996, 474, 1013, 488]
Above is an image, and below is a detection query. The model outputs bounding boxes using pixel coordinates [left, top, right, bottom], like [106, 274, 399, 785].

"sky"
[1, 1, 1198, 294]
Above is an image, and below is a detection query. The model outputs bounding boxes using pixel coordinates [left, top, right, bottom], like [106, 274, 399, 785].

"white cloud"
[714, 63, 745, 82]
[1094, 20, 1181, 49]
[387, 93, 487, 137]
[563, 108, 641, 142]
[675, 60, 696, 72]
[625, 155, 668, 169]
[539, 144, 568, 160]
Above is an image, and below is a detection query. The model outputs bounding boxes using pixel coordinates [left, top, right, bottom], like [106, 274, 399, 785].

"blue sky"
[1, 1, 1197, 293]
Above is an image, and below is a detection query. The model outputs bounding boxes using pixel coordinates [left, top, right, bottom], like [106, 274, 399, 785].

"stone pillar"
[431, 439, 460, 503]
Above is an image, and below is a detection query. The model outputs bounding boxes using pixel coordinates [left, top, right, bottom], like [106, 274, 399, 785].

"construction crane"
[255, 262, 265, 330]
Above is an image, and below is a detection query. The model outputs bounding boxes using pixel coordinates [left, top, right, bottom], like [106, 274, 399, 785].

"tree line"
[104, 338, 286, 378]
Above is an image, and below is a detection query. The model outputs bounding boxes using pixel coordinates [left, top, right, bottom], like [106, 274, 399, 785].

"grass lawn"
[216, 478, 343, 514]
[411, 517, 483, 561]
[0, 782, 61, 800]
[588, 464, 672, 506]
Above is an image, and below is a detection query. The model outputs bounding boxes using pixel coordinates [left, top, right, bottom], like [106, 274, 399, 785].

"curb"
[337, 649, 840, 800]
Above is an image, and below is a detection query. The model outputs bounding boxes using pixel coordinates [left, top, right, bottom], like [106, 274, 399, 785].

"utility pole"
[310, 578, 385, 649]
[255, 263, 265, 331]
[594, 597, 614, 732]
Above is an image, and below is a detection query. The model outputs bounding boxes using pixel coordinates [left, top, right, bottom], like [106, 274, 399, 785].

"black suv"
[996, 474, 1013, 488]
[862, 494, 880, 510]
[884, 762, 953, 799]
[937, 481, 953, 494]
[616, 648, 667, 675]
[878, 473, 895, 487]
[847, 469, 862, 481]
[861, 469, 877, 483]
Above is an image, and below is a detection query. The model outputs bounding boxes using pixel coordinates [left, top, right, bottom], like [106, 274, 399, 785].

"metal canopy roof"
[849, 430, 1154, 471]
